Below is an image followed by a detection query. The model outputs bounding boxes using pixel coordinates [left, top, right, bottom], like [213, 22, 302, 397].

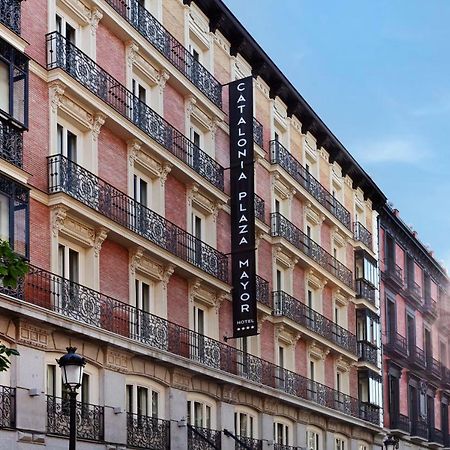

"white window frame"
[306, 427, 323, 450]
[186, 394, 216, 429]
[273, 417, 293, 446]
[125, 376, 165, 418]
[234, 406, 258, 439]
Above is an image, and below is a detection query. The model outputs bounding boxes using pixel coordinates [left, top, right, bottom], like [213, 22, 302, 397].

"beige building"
[0, 0, 387, 448]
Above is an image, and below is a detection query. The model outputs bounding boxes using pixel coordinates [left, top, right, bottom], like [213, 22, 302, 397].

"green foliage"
[0, 240, 28, 288]
[0, 240, 25, 371]
[0, 345, 19, 372]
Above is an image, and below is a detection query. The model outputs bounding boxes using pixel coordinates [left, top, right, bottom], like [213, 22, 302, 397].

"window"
[335, 436, 347, 450]
[307, 429, 321, 450]
[273, 420, 291, 445]
[358, 371, 382, 407]
[58, 244, 79, 282]
[126, 383, 160, 418]
[0, 194, 9, 242]
[57, 124, 78, 162]
[191, 210, 205, 265]
[355, 250, 378, 286]
[187, 400, 212, 428]
[0, 38, 29, 126]
[133, 174, 150, 207]
[56, 14, 77, 43]
[234, 408, 257, 439]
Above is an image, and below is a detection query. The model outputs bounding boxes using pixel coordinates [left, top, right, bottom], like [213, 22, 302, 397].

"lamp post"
[384, 435, 400, 450]
[57, 347, 86, 450]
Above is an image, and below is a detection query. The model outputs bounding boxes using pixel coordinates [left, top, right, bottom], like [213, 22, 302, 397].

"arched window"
[125, 375, 165, 419]
[234, 406, 259, 439]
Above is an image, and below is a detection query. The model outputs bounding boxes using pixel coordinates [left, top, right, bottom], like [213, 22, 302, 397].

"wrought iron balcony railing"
[0, 116, 23, 167]
[3, 265, 380, 425]
[254, 194, 265, 223]
[270, 141, 351, 229]
[48, 154, 228, 282]
[390, 413, 410, 434]
[383, 261, 403, 288]
[256, 275, 270, 307]
[427, 357, 441, 379]
[423, 297, 438, 318]
[357, 341, 378, 366]
[355, 279, 376, 305]
[386, 332, 408, 356]
[103, 0, 222, 108]
[410, 417, 428, 440]
[235, 435, 263, 450]
[353, 221, 372, 249]
[46, 32, 224, 190]
[405, 281, 422, 303]
[188, 425, 222, 450]
[0, 0, 21, 34]
[127, 413, 170, 449]
[274, 445, 305, 450]
[410, 345, 426, 370]
[0, 385, 15, 428]
[430, 428, 444, 445]
[47, 395, 104, 441]
[271, 213, 353, 289]
[253, 118, 263, 148]
[273, 291, 357, 354]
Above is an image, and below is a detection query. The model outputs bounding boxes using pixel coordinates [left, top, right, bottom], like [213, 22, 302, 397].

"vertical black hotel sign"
[229, 76, 257, 338]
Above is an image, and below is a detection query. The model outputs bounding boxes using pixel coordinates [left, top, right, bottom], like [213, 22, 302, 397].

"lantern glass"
[62, 364, 84, 392]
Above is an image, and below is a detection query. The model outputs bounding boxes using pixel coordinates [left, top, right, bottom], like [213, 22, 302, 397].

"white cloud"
[355, 137, 432, 165]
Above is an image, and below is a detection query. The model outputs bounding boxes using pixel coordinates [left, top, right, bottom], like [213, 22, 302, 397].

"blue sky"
[223, 0, 450, 271]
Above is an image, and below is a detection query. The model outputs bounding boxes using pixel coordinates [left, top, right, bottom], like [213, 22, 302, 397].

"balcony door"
[385, 234, 395, 269]
[57, 244, 80, 316]
[406, 314, 416, 357]
[409, 385, 418, 433]
[134, 279, 151, 341]
[191, 211, 204, 267]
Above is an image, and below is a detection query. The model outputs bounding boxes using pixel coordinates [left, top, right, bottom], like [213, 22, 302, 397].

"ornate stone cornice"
[49, 81, 66, 112]
[51, 205, 68, 237]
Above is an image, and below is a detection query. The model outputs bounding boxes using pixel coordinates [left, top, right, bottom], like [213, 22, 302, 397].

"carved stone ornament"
[49, 81, 66, 112]
[51, 205, 68, 237]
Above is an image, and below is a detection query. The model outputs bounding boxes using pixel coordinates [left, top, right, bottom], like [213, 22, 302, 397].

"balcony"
[390, 413, 410, 434]
[0, 385, 15, 428]
[2, 265, 380, 425]
[46, 32, 224, 191]
[383, 262, 403, 290]
[273, 291, 357, 354]
[411, 417, 428, 441]
[271, 213, 353, 289]
[253, 117, 263, 148]
[357, 341, 378, 366]
[274, 446, 305, 450]
[410, 345, 426, 370]
[48, 154, 228, 282]
[270, 141, 351, 230]
[355, 279, 376, 306]
[353, 221, 372, 250]
[235, 435, 263, 450]
[188, 425, 222, 449]
[127, 413, 170, 449]
[256, 275, 270, 307]
[430, 428, 444, 446]
[103, 0, 222, 108]
[427, 357, 442, 379]
[385, 332, 407, 357]
[0, 0, 21, 34]
[405, 281, 422, 304]
[47, 395, 104, 441]
[0, 116, 23, 167]
[424, 297, 438, 319]
[255, 194, 265, 223]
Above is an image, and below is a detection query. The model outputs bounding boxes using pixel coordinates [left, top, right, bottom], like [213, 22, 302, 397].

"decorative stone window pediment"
[188, 6, 210, 49]
[336, 355, 352, 373]
[275, 324, 301, 347]
[305, 203, 324, 226]
[309, 342, 330, 361]
[57, 0, 91, 26]
[188, 184, 223, 219]
[189, 279, 227, 313]
[332, 226, 347, 248]
[306, 269, 327, 290]
[130, 247, 174, 286]
[333, 289, 349, 307]
[274, 246, 297, 270]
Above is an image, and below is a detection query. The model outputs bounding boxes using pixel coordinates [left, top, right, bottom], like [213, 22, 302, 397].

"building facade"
[381, 205, 450, 450]
[0, 0, 420, 448]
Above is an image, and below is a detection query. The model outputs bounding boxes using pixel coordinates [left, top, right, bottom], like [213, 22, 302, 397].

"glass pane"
[126, 385, 133, 413]
[137, 387, 148, 416]
[151, 391, 158, 418]
[0, 194, 9, 242]
[47, 365, 56, 396]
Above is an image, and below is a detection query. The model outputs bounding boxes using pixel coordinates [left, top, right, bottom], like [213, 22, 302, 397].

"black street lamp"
[384, 435, 400, 450]
[57, 347, 86, 450]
